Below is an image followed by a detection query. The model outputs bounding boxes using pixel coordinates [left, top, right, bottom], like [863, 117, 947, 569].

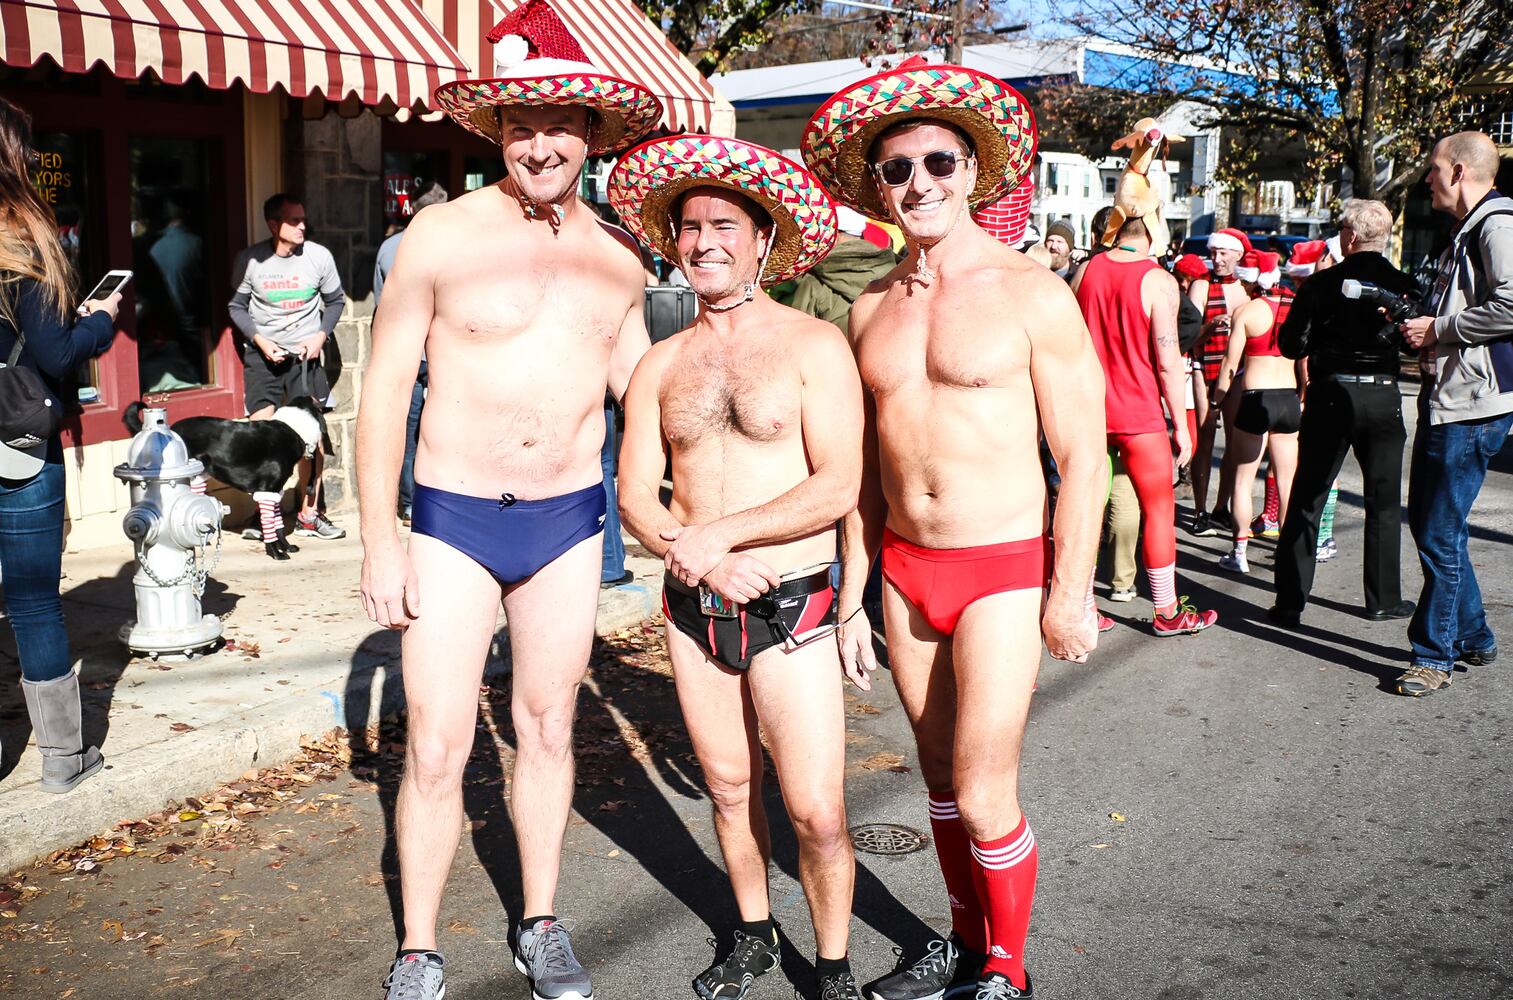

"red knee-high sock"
[927, 793, 988, 953]
[1262, 472, 1280, 525]
[970, 816, 1037, 989]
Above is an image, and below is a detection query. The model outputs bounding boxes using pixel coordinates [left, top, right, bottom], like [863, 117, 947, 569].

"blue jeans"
[1407, 405, 1513, 670]
[601, 401, 626, 582]
[397, 364, 427, 516]
[0, 463, 72, 682]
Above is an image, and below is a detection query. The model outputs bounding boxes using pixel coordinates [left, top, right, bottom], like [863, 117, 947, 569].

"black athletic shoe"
[820, 972, 865, 1000]
[1459, 646, 1498, 667]
[693, 930, 779, 1000]
[869, 936, 983, 1000]
[1190, 512, 1221, 537]
[972, 971, 1033, 999]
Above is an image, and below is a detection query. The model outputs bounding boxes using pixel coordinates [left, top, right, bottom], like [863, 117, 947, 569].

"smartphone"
[77, 270, 133, 314]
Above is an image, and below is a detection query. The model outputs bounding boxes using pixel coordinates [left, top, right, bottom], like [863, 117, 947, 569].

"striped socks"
[969, 815, 1037, 989]
[1149, 562, 1177, 614]
[927, 793, 987, 953]
[190, 476, 207, 495]
[253, 491, 281, 544]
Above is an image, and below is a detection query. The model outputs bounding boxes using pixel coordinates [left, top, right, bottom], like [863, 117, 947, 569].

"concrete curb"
[0, 580, 659, 875]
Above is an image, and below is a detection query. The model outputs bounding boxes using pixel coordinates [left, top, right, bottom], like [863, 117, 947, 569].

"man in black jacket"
[1270, 199, 1419, 626]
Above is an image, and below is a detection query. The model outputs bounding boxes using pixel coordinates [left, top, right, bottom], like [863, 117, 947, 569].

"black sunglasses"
[873, 149, 972, 187]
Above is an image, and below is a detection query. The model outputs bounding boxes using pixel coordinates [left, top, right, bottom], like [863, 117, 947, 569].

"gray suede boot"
[20, 672, 104, 793]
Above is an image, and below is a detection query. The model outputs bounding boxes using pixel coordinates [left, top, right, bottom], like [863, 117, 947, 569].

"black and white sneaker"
[694, 930, 779, 1000]
[973, 971, 1033, 1000]
[820, 971, 865, 1000]
[869, 936, 983, 1000]
[383, 951, 445, 1000]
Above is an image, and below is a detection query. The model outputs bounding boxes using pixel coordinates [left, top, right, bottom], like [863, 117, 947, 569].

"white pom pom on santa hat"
[494, 34, 531, 74]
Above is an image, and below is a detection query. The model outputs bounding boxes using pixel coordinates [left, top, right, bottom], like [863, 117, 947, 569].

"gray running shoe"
[383, 952, 445, 1000]
[515, 919, 593, 1000]
[295, 511, 346, 539]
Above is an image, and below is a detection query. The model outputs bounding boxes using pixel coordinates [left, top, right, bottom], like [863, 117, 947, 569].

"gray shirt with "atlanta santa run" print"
[228, 239, 344, 350]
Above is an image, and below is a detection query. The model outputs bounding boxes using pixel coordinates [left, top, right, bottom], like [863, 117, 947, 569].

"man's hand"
[702, 553, 780, 604]
[253, 334, 288, 364]
[836, 607, 879, 691]
[295, 332, 327, 362]
[1043, 594, 1096, 663]
[1400, 315, 1437, 350]
[361, 536, 419, 629]
[1172, 423, 1193, 469]
[1204, 315, 1231, 337]
[661, 522, 734, 587]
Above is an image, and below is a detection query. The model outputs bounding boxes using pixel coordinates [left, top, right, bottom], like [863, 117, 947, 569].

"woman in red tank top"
[1211, 260, 1301, 574]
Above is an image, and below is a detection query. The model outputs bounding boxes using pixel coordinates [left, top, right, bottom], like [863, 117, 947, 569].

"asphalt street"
[2, 393, 1510, 1000]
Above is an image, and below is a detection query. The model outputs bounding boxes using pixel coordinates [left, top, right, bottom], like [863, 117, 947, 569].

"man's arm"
[661, 322, 864, 585]
[615, 341, 683, 558]
[1213, 297, 1255, 401]
[227, 249, 258, 341]
[608, 291, 651, 402]
[1437, 223, 1513, 344]
[1148, 269, 1193, 467]
[1028, 274, 1107, 662]
[357, 213, 433, 628]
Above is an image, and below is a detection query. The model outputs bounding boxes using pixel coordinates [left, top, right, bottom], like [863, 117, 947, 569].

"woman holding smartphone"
[0, 96, 122, 792]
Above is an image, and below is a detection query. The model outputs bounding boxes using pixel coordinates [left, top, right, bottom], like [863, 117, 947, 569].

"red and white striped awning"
[0, 0, 471, 111]
[417, 0, 733, 135]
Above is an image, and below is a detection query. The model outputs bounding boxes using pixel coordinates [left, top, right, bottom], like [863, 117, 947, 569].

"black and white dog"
[124, 400, 325, 560]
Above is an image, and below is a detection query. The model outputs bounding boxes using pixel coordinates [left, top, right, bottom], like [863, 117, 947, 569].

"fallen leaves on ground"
[860, 751, 909, 773]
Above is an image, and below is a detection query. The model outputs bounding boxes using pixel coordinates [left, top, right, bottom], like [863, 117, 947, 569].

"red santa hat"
[1235, 249, 1261, 283]
[1285, 239, 1327, 278]
[1173, 253, 1208, 280]
[1255, 250, 1281, 289]
[1207, 227, 1251, 255]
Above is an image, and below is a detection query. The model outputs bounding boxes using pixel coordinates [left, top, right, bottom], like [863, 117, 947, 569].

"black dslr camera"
[1341, 279, 1424, 349]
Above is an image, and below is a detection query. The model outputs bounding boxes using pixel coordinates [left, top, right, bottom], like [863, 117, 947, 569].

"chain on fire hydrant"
[113, 407, 224, 660]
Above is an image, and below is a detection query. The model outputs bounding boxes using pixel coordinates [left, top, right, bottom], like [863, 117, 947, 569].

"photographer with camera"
[1395, 132, 1513, 697]
[1270, 199, 1419, 627]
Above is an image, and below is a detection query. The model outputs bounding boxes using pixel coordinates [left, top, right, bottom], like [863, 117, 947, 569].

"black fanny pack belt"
[1326, 373, 1397, 386]
[668, 566, 832, 620]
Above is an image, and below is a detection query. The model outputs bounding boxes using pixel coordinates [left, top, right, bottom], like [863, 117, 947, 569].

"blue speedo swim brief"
[410, 480, 607, 585]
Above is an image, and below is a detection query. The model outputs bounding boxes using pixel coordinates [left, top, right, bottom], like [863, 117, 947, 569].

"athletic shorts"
[1233, 389, 1301, 436]
[411, 481, 606, 586]
[881, 528, 1050, 636]
[242, 344, 330, 415]
[663, 570, 835, 672]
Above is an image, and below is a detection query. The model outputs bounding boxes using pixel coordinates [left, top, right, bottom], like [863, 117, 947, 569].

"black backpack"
[0, 329, 62, 450]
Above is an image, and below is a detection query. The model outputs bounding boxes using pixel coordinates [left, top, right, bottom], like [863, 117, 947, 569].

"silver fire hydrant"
[113, 408, 224, 660]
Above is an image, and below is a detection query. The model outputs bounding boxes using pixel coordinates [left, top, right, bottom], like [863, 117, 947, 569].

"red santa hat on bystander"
[1235, 249, 1261, 283]
[1207, 227, 1251, 255]
[1285, 239, 1327, 278]
[1173, 253, 1208, 280]
[1255, 250, 1281, 289]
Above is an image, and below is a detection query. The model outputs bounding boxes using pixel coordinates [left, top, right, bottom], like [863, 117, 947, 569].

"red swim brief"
[880, 528, 1051, 636]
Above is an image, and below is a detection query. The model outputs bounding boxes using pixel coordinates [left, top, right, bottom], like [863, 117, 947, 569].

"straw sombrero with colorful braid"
[608, 134, 839, 286]
[801, 54, 1038, 220]
[433, 0, 663, 157]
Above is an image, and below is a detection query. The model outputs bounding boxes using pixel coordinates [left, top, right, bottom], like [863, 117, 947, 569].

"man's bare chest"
[859, 301, 1026, 395]
[435, 249, 627, 347]
[660, 346, 800, 448]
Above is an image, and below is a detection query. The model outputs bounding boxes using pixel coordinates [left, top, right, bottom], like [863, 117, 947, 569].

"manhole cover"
[849, 823, 927, 855]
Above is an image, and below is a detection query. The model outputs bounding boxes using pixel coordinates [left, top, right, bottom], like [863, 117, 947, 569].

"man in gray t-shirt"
[228, 193, 346, 540]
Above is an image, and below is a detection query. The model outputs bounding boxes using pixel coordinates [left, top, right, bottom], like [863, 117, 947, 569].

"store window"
[383, 149, 449, 231]
[464, 154, 506, 192]
[130, 136, 216, 395]
[32, 130, 103, 399]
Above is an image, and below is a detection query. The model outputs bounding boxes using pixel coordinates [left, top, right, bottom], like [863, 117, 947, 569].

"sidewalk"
[0, 524, 665, 875]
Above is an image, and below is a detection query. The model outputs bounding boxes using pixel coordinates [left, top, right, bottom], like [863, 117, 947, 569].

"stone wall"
[282, 111, 384, 512]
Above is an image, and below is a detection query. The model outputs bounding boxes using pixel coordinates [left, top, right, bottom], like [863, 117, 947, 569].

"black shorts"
[242, 344, 330, 415]
[1234, 388, 1301, 436]
[662, 570, 836, 672]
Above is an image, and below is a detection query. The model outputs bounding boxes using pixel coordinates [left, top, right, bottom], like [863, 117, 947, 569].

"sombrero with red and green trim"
[801, 54, 1038, 220]
[433, 0, 662, 157]
[608, 134, 839, 286]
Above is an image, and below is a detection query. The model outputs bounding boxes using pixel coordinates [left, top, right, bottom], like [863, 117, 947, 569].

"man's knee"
[955, 779, 1020, 839]
[786, 795, 849, 853]
[405, 728, 471, 793]
[704, 769, 756, 820]
[513, 697, 578, 760]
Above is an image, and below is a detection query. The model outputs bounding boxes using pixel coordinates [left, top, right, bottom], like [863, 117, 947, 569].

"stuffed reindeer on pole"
[1099, 117, 1185, 257]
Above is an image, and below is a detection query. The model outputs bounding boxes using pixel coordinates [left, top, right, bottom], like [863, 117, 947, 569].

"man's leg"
[1116, 432, 1178, 615]
[1105, 450, 1140, 596]
[881, 579, 985, 953]
[1350, 384, 1407, 613]
[951, 588, 1044, 992]
[502, 532, 602, 920]
[1274, 383, 1351, 614]
[748, 638, 854, 960]
[396, 535, 502, 949]
[1192, 380, 1220, 516]
[667, 627, 772, 923]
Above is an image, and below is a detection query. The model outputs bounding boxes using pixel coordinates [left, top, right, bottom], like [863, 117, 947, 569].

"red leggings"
[1108, 431, 1176, 571]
